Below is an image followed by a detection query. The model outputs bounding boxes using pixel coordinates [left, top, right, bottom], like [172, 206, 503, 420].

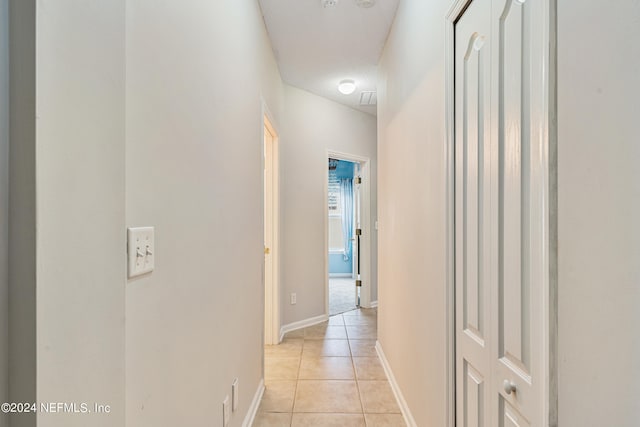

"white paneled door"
[455, 0, 550, 425]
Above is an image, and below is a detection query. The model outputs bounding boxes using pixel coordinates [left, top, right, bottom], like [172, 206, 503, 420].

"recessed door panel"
[498, 0, 531, 374]
[464, 362, 485, 427]
[499, 397, 531, 427]
[463, 32, 489, 342]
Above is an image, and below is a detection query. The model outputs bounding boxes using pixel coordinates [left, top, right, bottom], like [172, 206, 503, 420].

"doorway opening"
[325, 151, 372, 317]
[263, 112, 280, 346]
[328, 158, 359, 315]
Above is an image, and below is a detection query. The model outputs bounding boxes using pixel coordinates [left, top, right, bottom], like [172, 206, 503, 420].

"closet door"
[455, 0, 550, 425]
[454, 0, 492, 425]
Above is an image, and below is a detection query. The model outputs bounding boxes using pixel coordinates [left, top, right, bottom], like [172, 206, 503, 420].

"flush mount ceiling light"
[338, 79, 356, 95]
[356, 0, 376, 8]
[322, 0, 338, 8]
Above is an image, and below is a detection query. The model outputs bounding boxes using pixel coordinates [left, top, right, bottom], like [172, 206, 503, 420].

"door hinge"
[356, 280, 362, 287]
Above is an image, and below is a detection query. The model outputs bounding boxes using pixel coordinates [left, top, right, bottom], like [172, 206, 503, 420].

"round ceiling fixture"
[356, 0, 376, 8]
[322, 0, 338, 8]
[338, 79, 357, 95]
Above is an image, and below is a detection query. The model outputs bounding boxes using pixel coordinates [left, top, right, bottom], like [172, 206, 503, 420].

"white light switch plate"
[128, 227, 154, 278]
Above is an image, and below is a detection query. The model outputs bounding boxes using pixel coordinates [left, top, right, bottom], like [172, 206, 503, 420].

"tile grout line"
[348, 325, 370, 425]
[289, 337, 306, 427]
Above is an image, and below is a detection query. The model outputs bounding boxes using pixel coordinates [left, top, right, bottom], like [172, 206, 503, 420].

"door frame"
[263, 102, 280, 346]
[444, 0, 558, 425]
[324, 150, 372, 315]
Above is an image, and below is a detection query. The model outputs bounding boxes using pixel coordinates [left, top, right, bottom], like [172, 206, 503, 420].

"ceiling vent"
[356, 0, 376, 8]
[359, 91, 377, 106]
[322, 0, 338, 8]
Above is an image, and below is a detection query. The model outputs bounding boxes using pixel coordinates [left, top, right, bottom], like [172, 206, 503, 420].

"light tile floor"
[255, 308, 406, 427]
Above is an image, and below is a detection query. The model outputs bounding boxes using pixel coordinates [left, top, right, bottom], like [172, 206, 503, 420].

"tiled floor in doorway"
[254, 308, 406, 427]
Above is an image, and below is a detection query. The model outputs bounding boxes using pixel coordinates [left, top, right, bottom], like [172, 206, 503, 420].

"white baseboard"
[369, 300, 378, 308]
[329, 273, 353, 278]
[279, 314, 329, 341]
[376, 341, 417, 427]
[242, 378, 265, 427]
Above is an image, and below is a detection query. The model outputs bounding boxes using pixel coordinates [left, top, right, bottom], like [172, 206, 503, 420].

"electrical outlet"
[232, 378, 239, 412]
[290, 293, 297, 305]
[223, 395, 230, 426]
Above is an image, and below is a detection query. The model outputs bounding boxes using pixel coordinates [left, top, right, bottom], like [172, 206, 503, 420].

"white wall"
[125, 1, 283, 426]
[34, 1, 127, 425]
[377, 0, 451, 425]
[8, 2, 126, 426]
[557, 1, 640, 425]
[0, 1, 8, 426]
[281, 85, 377, 325]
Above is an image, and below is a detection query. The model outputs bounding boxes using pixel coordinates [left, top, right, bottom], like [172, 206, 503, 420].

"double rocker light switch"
[128, 227, 155, 278]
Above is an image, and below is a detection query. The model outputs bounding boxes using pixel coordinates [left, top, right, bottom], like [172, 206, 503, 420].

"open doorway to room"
[327, 158, 359, 315]
[326, 152, 372, 316]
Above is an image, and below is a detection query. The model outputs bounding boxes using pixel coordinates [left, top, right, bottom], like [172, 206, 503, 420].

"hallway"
[255, 308, 405, 426]
[3, 1, 639, 427]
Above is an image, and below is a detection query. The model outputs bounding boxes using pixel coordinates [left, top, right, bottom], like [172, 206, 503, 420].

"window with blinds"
[328, 169, 341, 214]
[329, 167, 343, 251]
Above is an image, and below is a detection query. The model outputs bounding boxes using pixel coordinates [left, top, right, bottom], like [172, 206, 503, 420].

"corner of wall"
[375, 341, 417, 427]
[376, 0, 452, 426]
[0, 0, 10, 425]
[7, 1, 37, 426]
[125, 3, 285, 426]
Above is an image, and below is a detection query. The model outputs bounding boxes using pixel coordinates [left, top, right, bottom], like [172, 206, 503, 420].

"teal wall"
[329, 160, 355, 275]
[329, 253, 352, 275]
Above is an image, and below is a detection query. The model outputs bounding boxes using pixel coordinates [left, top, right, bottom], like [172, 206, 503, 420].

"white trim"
[369, 300, 378, 308]
[375, 342, 417, 427]
[262, 100, 281, 346]
[279, 314, 329, 342]
[328, 273, 352, 278]
[444, 3, 467, 425]
[241, 379, 265, 427]
[548, 1, 559, 424]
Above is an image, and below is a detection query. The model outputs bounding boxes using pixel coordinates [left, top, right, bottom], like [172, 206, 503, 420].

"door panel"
[456, 0, 548, 425]
[455, 0, 492, 425]
[264, 124, 275, 344]
[498, 0, 531, 374]
[500, 397, 531, 427]
[463, 31, 488, 342]
[354, 162, 361, 305]
[464, 362, 485, 427]
[493, 0, 540, 423]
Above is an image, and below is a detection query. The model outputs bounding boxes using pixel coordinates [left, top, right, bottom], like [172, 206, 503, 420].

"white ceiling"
[258, 0, 400, 116]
